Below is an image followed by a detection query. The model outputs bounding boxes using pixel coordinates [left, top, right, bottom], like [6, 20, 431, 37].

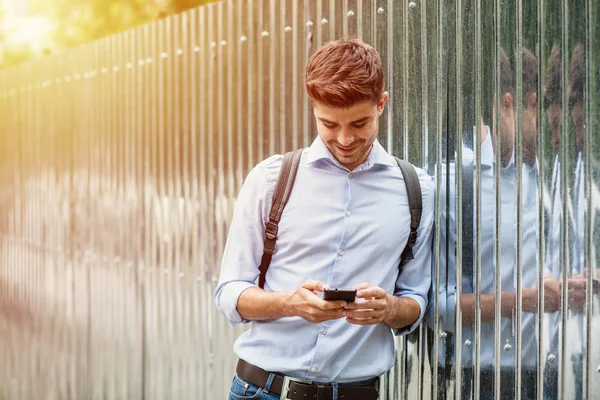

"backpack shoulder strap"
[393, 157, 423, 266]
[258, 148, 303, 289]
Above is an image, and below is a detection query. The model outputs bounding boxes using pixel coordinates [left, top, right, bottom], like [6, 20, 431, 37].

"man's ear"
[378, 91, 389, 115]
[502, 92, 513, 109]
[528, 92, 537, 109]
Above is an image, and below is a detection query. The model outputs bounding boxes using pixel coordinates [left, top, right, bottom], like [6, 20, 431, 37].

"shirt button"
[322, 330, 328, 335]
[339, 250, 344, 256]
[310, 367, 317, 372]
[346, 210, 351, 217]
[348, 173, 353, 178]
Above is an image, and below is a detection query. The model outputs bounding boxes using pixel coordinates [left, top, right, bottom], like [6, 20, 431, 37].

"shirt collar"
[306, 137, 396, 169]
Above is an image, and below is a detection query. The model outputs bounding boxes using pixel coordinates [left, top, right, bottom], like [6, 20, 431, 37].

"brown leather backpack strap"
[258, 148, 303, 289]
[393, 157, 423, 267]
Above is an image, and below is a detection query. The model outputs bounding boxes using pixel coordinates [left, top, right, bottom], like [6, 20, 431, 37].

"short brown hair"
[305, 39, 384, 108]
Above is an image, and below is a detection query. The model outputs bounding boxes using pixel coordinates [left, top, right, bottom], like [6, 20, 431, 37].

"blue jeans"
[228, 374, 280, 400]
[228, 373, 378, 400]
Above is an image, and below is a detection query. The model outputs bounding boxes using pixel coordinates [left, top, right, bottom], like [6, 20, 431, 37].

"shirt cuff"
[393, 294, 427, 336]
[216, 281, 256, 326]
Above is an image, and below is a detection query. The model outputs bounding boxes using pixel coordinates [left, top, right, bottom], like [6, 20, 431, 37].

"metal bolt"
[161, 52, 168, 58]
[211, 276, 218, 283]
[504, 343, 512, 351]
[321, 18, 328, 24]
[347, 10, 355, 17]
[138, 60, 144, 66]
[284, 26, 292, 32]
[220, 40, 227, 46]
[112, 66, 119, 72]
[193, 46, 200, 52]
[176, 49, 183, 55]
[240, 35, 247, 42]
[196, 276, 202, 282]
[65, 76, 71, 82]
[597, 365, 600, 373]
[145, 58, 152, 64]
[439, 331, 447, 339]
[548, 354, 556, 363]
[210, 42, 217, 48]
[465, 339, 471, 347]
[306, 20, 313, 27]
[261, 31, 269, 37]
[409, 1, 417, 8]
[377, 7, 385, 14]
[126, 63, 132, 69]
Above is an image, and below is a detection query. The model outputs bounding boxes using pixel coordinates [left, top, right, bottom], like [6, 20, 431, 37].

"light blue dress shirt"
[215, 137, 434, 382]
[434, 127, 540, 369]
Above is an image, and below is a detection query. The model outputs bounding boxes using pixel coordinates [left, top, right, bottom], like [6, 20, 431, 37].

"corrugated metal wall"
[0, 0, 598, 399]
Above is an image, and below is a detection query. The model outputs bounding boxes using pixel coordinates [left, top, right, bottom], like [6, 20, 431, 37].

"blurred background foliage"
[0, 0, 217, 69]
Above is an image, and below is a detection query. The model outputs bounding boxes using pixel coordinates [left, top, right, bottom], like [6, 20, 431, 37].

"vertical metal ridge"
[197, 5, 209, 398]
[583, 0, 593, 398]
[401, 1, 408, 160]
[515, 0, 524, 397]
[559, 1, 568, 398]
[433, 0, 445, 396]
[536, 1, 546, 399]
[493, 0, 503, 396]
[474, 0, 483, 395]
[454, 0, 464, 397]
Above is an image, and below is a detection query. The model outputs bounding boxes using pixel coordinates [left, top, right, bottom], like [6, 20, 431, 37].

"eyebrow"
[318, 116, 371, 125]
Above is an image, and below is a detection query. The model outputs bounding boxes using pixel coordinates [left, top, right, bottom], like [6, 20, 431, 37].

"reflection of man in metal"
[434, 48, 560, 400]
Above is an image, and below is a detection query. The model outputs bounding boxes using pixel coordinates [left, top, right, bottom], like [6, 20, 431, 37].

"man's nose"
[336, 131, 355, 147]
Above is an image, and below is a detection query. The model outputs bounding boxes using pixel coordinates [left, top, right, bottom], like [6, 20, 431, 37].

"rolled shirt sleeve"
[214, 162, 276, 326]
[393, 170, 435, 335]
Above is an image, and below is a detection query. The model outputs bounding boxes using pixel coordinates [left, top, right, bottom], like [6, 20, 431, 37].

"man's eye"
[353, 123, 366, 128]
[323, 123, 336, 129]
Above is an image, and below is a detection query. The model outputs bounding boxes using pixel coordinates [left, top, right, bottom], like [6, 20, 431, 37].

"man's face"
[493, 93, 516, 165]
[571, 102, 584, 152]
[546, 104, 562, 151]
[313, 93, 388, 171]
[521, 93, 538, 165]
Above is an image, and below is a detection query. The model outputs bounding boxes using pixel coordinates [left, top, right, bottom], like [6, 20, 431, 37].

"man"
[215, 39, 434, 400]
[434, 48, 560, 400]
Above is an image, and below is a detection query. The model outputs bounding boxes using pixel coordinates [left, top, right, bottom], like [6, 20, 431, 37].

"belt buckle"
[280, 376, 312, 400]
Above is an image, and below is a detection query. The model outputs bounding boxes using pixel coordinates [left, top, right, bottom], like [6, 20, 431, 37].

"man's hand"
[286, 280, 347, 323]
[342, 283, 392, 325]
[568, 275, 586, 313]
[543, 275, 562, 313]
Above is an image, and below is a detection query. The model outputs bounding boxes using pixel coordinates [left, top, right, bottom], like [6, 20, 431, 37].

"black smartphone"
[323, 288, 357, 302]
[593, 279, 600, 291]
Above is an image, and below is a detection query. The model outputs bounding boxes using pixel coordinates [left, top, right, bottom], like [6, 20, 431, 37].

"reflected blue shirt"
[215, 137, 434, 382]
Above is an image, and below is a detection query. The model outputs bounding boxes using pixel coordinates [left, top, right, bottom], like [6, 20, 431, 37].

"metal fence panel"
[0, 0, 598, 399]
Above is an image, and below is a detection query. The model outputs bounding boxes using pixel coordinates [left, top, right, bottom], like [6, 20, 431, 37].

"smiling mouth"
[336, 145, 359, 155]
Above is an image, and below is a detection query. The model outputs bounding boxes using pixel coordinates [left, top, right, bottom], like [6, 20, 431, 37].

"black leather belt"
[236, 359, 379, 400]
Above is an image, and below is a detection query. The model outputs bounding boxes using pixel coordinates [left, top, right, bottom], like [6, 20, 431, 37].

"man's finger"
[316, 299, 347, 310]
[302, 280, 326, 292]
[356, 287, 387, 299]
[343, 309, 382, 319]
[344, 299, 384, 310]
[352, 282, 372, 291]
